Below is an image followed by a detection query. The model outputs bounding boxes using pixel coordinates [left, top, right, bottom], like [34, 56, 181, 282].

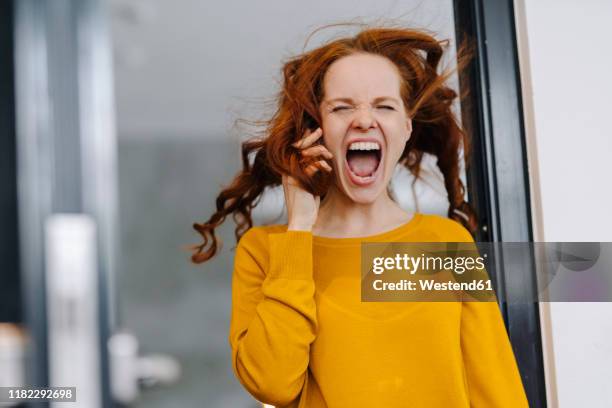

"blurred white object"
[108, 331, 181, 404]
[0, 323, 27, 405]
[392, 153, 452, 217]
[45, 214, 102, 408]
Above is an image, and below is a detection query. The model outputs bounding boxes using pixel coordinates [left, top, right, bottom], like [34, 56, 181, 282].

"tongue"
[347, 151, 379, 177]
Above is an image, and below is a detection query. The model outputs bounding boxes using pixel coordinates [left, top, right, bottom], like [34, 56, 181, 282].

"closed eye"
[332, 106, 352, 112]
[377, 105, 395, 110]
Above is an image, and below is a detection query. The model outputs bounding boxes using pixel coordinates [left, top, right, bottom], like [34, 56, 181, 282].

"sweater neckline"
[311, 212, 423, 247]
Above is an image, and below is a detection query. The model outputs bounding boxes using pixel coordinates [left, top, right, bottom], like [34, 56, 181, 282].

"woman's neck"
[311, 185, 414, 238]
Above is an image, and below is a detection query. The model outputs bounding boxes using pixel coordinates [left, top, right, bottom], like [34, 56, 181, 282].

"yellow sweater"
[229, 213, 529, 407]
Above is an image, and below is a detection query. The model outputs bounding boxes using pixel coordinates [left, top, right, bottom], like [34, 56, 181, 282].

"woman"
[191, 25, 529, 408]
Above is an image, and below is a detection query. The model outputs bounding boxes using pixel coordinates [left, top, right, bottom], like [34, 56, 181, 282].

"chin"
[341, 181, 388, 204]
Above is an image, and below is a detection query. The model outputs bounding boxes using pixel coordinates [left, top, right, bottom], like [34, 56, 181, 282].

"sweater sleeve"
[460, 301, 529, 407]
[450, 221, 530, 407]
[228, 228, 317, 407]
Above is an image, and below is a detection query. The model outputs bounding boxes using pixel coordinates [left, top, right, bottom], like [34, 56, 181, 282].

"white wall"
[515, 0, 612, 407]
[109, 0, 458, 140]
[109, 0, 463, 222]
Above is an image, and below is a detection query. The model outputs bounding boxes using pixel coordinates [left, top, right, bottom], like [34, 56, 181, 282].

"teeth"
[348, 141, 381, 151]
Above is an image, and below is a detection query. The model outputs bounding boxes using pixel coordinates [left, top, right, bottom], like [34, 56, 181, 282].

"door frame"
[454, 0, 548, 406]
[0, 0, 21, 325]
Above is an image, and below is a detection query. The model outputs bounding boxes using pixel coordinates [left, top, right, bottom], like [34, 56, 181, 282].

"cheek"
[321, 132, 339, 153]
[322, 120, 346, 149]
[379, 120, 409, 162]
[379, 114, 408, 131]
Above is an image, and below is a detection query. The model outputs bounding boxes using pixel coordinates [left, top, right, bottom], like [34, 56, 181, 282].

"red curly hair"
[190, 24, 478, 263]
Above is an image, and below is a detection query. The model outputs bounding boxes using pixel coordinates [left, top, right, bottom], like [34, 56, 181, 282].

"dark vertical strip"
[0, 0, 21, 323]
[453, 0, 547, 407]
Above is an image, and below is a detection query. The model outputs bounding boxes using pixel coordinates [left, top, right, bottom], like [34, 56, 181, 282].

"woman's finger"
[305, 160, 332, 176]
[300, 144, 333, 159]
[291, 127, 323, 149]
[304, 163, 320, 177]
[316, 160, 333, 172]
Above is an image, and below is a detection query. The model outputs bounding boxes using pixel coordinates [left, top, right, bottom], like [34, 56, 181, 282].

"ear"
[405, 117, 413, 141]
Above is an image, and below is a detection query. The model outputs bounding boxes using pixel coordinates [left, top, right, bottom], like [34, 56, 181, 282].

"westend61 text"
[373, 279, 493, 291]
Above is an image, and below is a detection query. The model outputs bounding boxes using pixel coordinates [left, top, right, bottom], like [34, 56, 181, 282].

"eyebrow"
[324, 96, 401, 105]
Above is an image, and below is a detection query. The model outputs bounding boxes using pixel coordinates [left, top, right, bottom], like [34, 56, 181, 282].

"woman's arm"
[229, 228, 317, 407]
[444, 217, 529, 406]
[460, 298, 530, 407]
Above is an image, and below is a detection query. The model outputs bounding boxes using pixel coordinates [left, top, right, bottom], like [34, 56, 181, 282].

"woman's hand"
[283, 127, 333, 231]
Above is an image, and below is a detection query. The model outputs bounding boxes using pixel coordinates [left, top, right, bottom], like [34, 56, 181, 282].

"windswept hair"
[190, 24, 478, 263]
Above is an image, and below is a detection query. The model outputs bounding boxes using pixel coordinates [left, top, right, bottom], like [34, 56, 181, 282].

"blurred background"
[1, 0, 611, 407]
[115, 1, 464, 407]
[110, 1, 457, 407]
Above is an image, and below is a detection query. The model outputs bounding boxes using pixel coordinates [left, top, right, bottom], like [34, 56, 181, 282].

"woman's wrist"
[287, 222, 313, 232]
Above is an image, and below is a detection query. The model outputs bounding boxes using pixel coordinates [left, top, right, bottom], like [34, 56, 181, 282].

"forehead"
[322, 53, 402, 99]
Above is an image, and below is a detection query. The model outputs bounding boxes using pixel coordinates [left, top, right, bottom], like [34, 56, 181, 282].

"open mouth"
[345, 142, 382, 185]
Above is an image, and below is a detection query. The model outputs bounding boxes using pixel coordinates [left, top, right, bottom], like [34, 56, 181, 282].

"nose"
[351, 105, 378, 131]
